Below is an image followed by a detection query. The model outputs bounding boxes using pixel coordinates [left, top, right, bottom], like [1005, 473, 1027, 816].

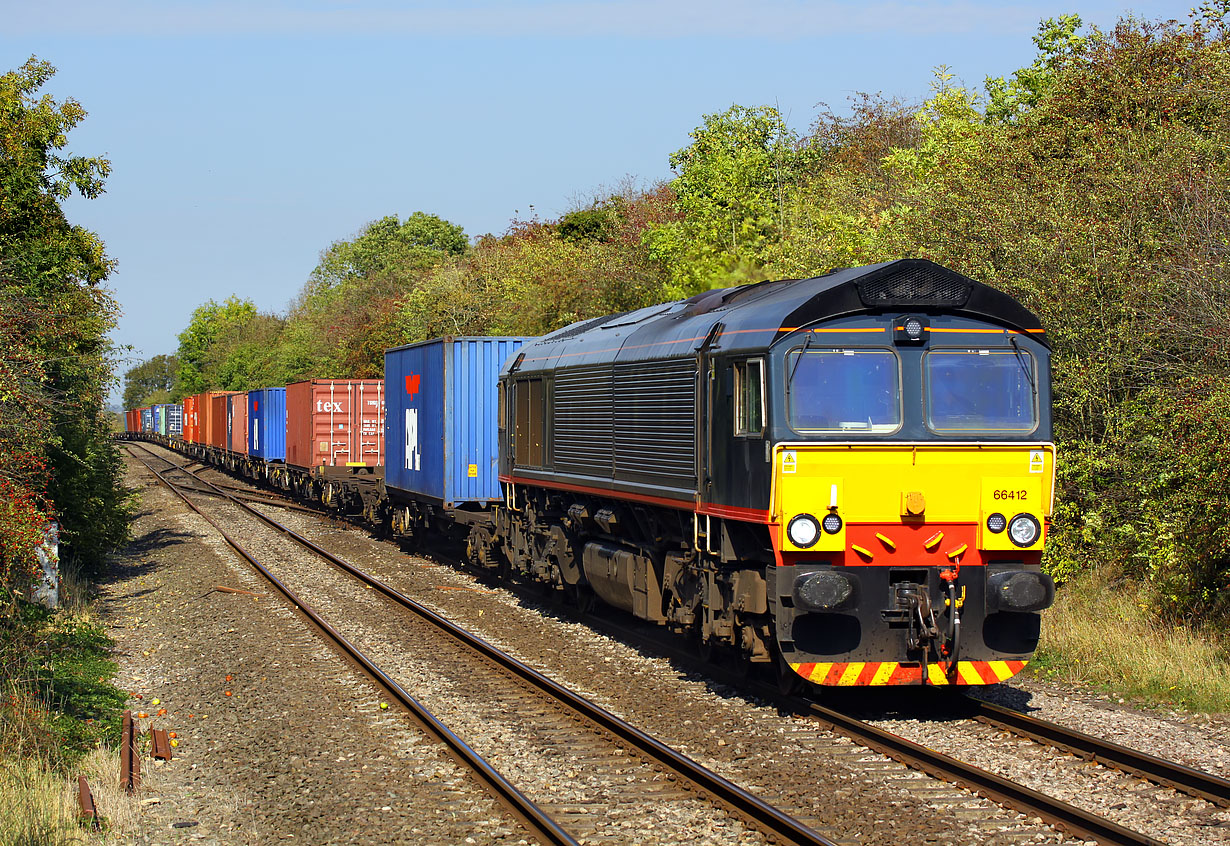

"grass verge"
[0, 578, 136, 843]
[1028, 568, 1230, 713]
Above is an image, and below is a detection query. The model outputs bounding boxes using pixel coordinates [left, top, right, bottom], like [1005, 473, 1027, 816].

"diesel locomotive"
[129, 258, 1055, 690]
[479, 258, 1055, 688]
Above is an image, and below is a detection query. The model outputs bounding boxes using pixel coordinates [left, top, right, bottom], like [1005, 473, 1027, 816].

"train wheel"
[565, 582, 595, 615]
[776, 651, 806, 697]
[695, 631, 714, 665]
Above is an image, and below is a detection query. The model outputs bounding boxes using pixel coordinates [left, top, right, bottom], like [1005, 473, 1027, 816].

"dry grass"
[56, 564, 96, 617]
[69, 747, 141, 839]
[1029, 569, 1230, 713]
[0, 754, 80, 844]
[0, 748, 139, 845]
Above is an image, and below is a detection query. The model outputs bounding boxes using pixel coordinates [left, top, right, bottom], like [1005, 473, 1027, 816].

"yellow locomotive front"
[769, 313, 1055, 686]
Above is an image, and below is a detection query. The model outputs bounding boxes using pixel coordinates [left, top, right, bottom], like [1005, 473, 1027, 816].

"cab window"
[925, 349, 1037, 434]
[787, 348, 901, 434]
[734, 359, 765, 436]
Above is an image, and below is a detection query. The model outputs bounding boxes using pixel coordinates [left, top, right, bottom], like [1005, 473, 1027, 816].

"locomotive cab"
[759, 307, 1055, 686]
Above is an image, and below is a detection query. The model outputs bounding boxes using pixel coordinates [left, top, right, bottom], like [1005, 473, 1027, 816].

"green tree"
[0, 57, 130, 587]
[305, 212, 468, 298]
[984, 15, 1088, 123]
[174, 296, 258, 396]
[644, 105, 802, 297]
[209, 312, 287, 390]
[122, 354, 178, 408]
[281, 212, 469, 378]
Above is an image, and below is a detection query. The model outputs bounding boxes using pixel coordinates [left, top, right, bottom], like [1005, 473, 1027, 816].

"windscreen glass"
[925, 349, 1037, 433]
[787, 349, 901, 433]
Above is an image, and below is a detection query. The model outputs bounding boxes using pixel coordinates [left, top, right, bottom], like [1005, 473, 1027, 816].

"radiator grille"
[552, 366, 614, 474]
[552, 359, 698, 483]
[613, 359, 696, 481]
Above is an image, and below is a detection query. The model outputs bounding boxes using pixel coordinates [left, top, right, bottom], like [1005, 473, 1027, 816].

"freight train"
[126, 258, 1055, 691]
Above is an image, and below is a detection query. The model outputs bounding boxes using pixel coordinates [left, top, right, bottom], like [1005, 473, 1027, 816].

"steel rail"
[134, 456, 321, 514]
[803, 701, 1167, 846]
[127, 447, 579, 846]
[964, 697, 1230, 807]
[129, 443, 840, 846]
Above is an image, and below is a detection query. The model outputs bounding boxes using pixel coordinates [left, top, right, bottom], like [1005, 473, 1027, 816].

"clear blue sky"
[3, 0, 1189, 404]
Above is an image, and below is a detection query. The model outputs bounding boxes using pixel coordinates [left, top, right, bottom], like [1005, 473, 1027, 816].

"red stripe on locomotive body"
[774, 522, 1044, 569]
[696, 502, 772, 523]
[890, 664, 921, 684]
[501, 474, 696, 512]
[898, 664, 922, 686]
[500, 474, 774, 524]
[974, 662, 1002, 684]
[822, 663, 847, 685]
[843, 522, 983, 567]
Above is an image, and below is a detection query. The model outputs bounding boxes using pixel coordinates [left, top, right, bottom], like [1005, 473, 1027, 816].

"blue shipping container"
[153, 403, 182, 436]
[384, 336, 527, 506]
[140, 407, 154, 433]
[248, 387, 286, 461]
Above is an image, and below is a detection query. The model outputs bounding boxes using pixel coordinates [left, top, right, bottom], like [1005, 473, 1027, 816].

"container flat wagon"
[270, 379, 385, 514]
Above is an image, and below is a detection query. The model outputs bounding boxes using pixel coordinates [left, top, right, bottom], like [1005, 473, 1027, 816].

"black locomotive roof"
[506, 259, 1048, 374]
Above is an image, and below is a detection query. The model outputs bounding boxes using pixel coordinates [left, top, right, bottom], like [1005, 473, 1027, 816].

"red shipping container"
[285, 379, 384, 469]
[227, 392, 248, 454]
[182, 394, 200, 443]
[205, 391, 240, 449]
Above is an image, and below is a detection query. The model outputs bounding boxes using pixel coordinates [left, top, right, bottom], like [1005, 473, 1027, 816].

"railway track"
[129, 441, 1230, 846]
[581, 603, 1230, 846]
[126, 444, 844, 846]
[963, 697, 1230, 808]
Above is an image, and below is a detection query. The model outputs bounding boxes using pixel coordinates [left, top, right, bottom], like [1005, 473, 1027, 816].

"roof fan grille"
[546, 311, 630, 341]
[858, 266, 969, 307]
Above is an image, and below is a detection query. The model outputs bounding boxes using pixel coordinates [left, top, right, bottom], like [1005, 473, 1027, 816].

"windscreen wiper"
[786, 329, 814, 397]
[1009, 334, 1036, 392]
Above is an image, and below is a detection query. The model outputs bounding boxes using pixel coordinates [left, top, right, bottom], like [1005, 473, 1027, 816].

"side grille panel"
[553, 366, 614, 475]
[551, 359, 698, 485]
[614, 359, 697, 482]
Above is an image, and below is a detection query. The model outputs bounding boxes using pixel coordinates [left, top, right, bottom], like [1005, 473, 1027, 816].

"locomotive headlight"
[894, 314, 929, 344]
[1008, 513, 1042, 547]
[986, 513, 1007, 534]
[822, 513, 843, 534]
[787, 514, 821, 548]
